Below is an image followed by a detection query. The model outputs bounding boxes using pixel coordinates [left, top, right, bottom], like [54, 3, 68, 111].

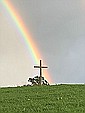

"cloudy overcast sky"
[0, 0, 85, 86]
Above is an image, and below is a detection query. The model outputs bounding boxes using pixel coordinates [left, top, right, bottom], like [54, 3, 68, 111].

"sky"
[0, 0, 85, 86]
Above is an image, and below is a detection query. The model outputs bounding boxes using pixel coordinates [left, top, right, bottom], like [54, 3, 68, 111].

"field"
[0, 85, 85, 113]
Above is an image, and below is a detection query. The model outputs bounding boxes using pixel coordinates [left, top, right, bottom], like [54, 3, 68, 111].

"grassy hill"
[0, 84, 85, 113]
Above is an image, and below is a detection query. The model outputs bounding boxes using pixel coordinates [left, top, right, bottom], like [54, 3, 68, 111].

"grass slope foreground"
[0, 85, 85, 113]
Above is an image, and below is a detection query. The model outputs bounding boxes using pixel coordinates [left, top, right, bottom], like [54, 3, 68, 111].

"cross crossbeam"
[34, 60, 48, 85]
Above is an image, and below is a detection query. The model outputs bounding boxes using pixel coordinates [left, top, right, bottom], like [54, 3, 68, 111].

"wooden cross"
[34, 60, 48, 85]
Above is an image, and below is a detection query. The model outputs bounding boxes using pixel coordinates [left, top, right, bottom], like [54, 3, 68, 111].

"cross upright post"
[34, 60, 48, 85]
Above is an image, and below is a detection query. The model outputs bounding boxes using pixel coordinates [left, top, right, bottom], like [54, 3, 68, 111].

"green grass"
[0, 84, 85, 113]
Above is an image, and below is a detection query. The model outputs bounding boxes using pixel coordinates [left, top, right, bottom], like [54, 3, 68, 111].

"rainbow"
[1, 0, 52, 83]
